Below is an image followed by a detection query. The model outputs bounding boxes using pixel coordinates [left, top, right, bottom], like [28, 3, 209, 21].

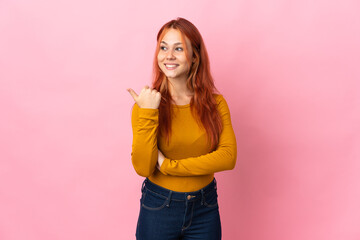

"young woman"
[128, 17, 237, 240]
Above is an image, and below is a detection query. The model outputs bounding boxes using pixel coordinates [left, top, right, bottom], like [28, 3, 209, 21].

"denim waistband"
[142, 178, 217, 204]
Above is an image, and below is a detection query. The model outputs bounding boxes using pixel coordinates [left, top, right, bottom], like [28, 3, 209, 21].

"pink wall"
[1, 0, 359, 239]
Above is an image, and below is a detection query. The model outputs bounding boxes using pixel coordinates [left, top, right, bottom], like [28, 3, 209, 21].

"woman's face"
[157, 28, 193, 82]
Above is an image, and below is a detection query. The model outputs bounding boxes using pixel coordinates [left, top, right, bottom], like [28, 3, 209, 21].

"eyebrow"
[160, 41, 183, 45]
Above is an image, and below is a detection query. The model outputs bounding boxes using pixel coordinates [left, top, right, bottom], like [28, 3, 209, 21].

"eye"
[175, 47, 183, 51]
[160, 46, 167, 51]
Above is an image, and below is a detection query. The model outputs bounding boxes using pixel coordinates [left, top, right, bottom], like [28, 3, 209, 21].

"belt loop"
[201, 189, 205, 205]
[166, 190, 173, 207]
[141, 179, 146, 191]
[214, 178, 217, 190]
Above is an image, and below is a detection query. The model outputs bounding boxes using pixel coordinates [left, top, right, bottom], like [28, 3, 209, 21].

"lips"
[164, 63, 179, 70]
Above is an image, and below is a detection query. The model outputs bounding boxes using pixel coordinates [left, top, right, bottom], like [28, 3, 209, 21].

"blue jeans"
[135, 178, 221, 240]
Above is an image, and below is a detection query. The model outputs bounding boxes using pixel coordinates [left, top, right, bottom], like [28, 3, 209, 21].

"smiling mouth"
[164, 64, 179, 70]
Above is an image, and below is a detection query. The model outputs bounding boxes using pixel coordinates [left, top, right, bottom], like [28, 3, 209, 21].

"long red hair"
[152, 17, 222, 150]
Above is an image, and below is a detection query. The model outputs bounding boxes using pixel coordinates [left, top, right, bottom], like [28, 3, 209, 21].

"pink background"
[1, 0, 360, 239]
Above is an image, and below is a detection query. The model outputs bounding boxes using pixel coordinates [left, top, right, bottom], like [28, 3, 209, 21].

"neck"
[168, 77, 193, 98]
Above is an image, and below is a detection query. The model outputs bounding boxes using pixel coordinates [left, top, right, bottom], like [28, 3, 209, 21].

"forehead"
[161, 28, 191, 46]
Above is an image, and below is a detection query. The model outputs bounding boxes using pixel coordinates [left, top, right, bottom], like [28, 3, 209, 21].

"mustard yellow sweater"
[130, 94, 237, 192]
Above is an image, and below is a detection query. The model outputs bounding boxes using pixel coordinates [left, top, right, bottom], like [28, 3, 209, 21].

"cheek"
[157, 55, 164, 69]
[157, 52, 165, 62]
[177, 54, 188, 65]
[183, 58, 191, 69]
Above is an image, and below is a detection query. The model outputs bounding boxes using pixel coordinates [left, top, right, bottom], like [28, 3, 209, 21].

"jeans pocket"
[141, 188, 168, 211]
[204, 189, 218, 208]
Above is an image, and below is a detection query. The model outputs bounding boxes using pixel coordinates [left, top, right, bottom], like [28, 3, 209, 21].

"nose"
[166, 50, 176, 60]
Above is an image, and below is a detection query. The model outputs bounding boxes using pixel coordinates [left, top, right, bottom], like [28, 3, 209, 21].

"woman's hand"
[157, 150, 165, 170]
[127, 86, 161, 109]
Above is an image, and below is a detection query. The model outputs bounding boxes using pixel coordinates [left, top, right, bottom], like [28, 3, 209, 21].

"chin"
[166, 74, 176, 78]
[163, 72, 176, 78]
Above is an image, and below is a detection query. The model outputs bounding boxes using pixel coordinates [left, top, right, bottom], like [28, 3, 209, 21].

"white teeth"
[165, 64, 177, 67]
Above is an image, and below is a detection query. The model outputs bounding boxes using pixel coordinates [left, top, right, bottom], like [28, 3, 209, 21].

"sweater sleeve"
[130, 103, 159, 177]
[159, 95, 237, 176]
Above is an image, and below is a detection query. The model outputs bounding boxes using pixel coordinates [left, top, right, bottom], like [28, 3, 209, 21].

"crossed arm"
[130, 95, 237, 177]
